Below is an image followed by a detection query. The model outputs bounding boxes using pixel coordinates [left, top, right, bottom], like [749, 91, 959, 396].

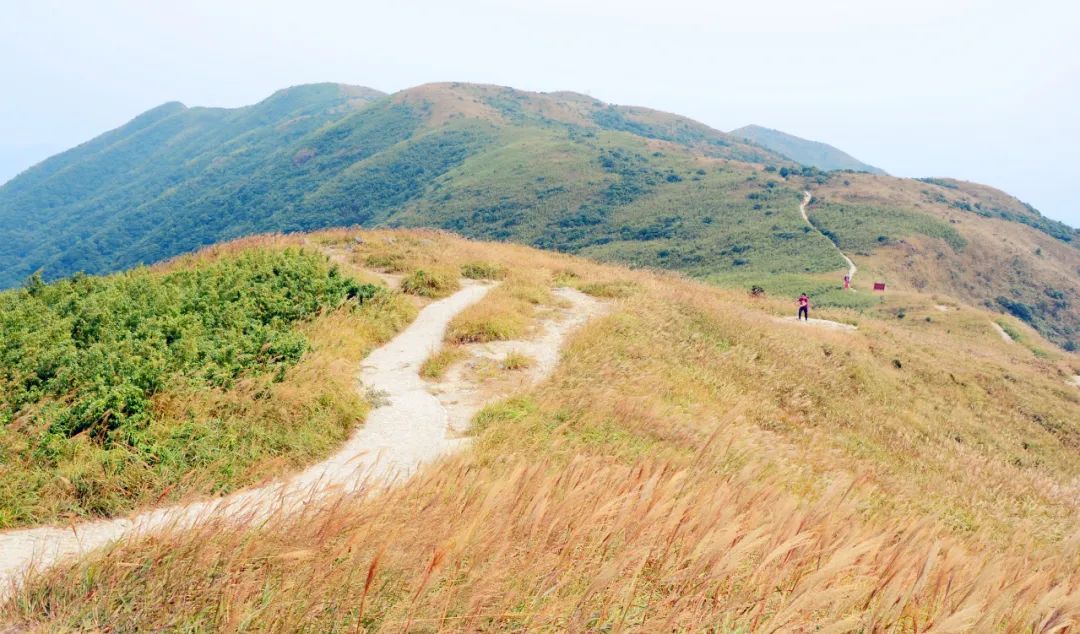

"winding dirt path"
[432, 288, 607, 433]
[0, 282, 526, 595]
[801, 191, 857, 283]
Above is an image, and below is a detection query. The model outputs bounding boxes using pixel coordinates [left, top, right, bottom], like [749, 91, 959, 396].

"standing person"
[798, 293, 810, 321]
[843, 274, 850, 290]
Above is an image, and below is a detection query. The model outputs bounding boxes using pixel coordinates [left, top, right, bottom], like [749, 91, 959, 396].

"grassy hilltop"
[3, 230, 1079, 630]
[1, 82, 1078, 349]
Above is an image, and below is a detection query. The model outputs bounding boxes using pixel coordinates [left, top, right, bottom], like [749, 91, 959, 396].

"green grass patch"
[578, 280, 638, 299]
[996, 319, 1022, 342]
[420, 346, 468, 380]
[461, 261, 507, 280]
[400, 268, 460, 298]
[808, 201, 967, 255]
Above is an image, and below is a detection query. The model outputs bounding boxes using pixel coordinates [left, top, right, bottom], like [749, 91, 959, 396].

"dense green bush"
[0, 248, 370, 450]
[0, 247, 392, 526]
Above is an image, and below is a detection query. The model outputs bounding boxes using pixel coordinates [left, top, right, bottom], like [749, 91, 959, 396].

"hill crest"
[732, 123, 886, 174]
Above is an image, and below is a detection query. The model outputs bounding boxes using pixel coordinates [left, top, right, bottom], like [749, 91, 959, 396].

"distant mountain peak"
[731, 124, 886, 174]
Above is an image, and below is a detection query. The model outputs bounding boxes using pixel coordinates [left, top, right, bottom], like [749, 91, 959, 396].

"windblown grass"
[5, 229, 1078, 629]
[445, 272, 556, 344]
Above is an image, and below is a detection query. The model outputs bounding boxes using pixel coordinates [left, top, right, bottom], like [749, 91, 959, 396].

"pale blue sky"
[2, 0, 1078, 226]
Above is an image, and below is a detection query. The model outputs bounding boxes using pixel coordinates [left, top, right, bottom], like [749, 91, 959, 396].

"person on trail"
[843, 274, 850, 290]
[798, 293, 810, 321]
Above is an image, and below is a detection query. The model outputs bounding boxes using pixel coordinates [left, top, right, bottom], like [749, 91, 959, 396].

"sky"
[2, 0, 1078, 226]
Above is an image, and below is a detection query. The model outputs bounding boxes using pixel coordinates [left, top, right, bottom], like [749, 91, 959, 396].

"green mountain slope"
[731, 124, 886, 174]
[1, 82, 1077, 347]
[0, 82, 808, 287]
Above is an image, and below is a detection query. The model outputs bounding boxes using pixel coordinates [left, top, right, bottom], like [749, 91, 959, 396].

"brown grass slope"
[6, 230, 1079, 631]
[808, 172, 1080, 347]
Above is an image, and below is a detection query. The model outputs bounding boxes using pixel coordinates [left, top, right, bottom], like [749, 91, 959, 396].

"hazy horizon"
[3, 0, 1077, 227]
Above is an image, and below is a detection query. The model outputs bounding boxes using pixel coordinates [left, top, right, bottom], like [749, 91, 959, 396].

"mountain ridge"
[1, 81, 1077, 347]
[731, 123, 887, 174]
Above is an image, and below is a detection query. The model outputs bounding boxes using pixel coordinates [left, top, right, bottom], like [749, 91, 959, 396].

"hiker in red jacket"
[798, 294, 810, 321]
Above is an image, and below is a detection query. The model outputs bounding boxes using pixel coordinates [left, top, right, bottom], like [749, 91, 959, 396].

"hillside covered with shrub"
[0, 242, 413, 527]
[1, 82, 1077, 347]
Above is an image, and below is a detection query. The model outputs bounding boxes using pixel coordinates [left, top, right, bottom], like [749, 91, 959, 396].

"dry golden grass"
[5, 229, 1079, 630]
[501, 351, 534, 371]
[143, 295, 415, 496]
[419, 345, 468, 380]
[445, 269, 557, 345]
[445, 297, 529, 344]
[811, 172, 1080, 346]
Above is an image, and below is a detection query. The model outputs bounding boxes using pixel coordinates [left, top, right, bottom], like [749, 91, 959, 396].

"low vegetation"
[444, 273, 554, 344]
[4, 82, 1076, 348]
[400, 267, 460, 298]
[6, 230, 1078, 629]
[419, 346, 467, 380]
[0, 244, 414, 527]
[807, 199, 967, 255]
[460, 261, 506, 280]
[445, 298, 529, 343]
[500, 350, 534, 371]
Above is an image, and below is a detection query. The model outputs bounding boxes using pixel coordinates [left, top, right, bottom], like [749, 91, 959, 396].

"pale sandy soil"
[429, 287, 607, 433]
[776, 315, 858, 332]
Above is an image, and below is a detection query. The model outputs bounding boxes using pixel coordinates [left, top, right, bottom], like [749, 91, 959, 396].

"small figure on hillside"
[843, 274, 850, 290]
[798, 293, 810, 321]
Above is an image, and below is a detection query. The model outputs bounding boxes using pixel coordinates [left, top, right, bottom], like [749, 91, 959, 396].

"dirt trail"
[432, 288, 607, 433]
[801, 191, 857, 283]
[776, 315, 857, 332]
[2, 281, 589, 596]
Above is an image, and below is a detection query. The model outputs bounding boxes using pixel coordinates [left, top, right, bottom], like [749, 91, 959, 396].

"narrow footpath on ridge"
[800, 190, 857, 284]
[779, 190, 859, 332]
[0, 281, 605, 597]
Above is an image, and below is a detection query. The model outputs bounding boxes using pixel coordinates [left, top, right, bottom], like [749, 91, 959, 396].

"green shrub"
[401, 268, 460, 298]
[461, 262, 507, 280]
[420, 346, 468, 380]
[0, 248, 383, 526]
